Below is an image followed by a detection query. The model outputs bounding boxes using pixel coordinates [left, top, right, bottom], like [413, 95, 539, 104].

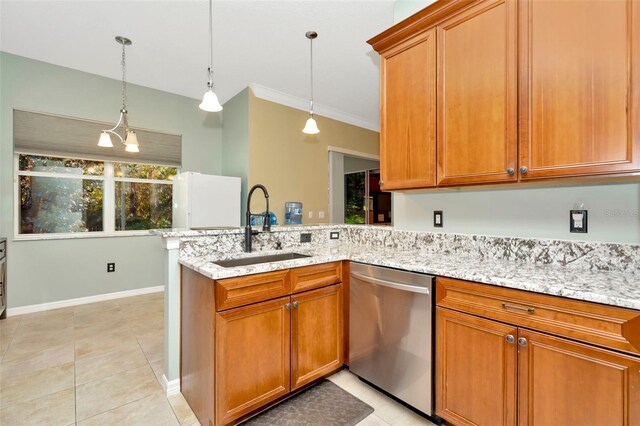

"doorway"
[328, 149, 391, 225]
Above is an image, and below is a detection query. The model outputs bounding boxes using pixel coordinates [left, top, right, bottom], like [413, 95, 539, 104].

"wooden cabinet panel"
[437, 0, 518, 185]
[291, 262, 342, 294]
[518, 329, 640, 425]
[181, 267, 215, 426]
[519, 0, 640, 179]
[379, 29, 437, 190]
[215, 269, 290, 311]
[436, 307, 517, 426]
[215, 296, 291, 425]
[436, 277, 640, 355]
[291, 284, 344, 390]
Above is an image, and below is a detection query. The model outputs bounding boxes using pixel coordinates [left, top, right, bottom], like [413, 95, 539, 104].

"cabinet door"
[518, 329, 640, 426]
[437, 0, 518, 185]
[379, 28, 437, 190]
[291, 284, 344, 390]
[215, 296, 291, 425]
[436, 307, 517, 426]
[519, 0, 640, 179]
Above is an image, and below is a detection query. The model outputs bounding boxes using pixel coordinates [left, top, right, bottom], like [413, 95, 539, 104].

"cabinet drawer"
[436, 277, 640, 355]
[291, 262, 342, 293]
[215, 270, 291, 311]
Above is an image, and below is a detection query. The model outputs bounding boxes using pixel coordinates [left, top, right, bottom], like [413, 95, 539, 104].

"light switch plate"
[434, 211, 443, 228]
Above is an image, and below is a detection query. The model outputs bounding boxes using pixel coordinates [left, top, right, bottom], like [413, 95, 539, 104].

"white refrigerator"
[172, 172, 241, 229]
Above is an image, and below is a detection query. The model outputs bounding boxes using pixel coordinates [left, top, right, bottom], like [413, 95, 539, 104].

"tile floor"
[0, 292, 434, 426]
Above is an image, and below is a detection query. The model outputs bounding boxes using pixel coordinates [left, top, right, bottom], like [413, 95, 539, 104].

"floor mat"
[242, 379, 374, 426]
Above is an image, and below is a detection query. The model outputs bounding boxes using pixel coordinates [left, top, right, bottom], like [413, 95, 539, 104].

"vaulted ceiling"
[1, 1, 395, 130]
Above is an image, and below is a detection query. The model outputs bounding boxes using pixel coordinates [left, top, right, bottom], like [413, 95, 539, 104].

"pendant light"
[302, 31, 320, 134]
[199, 0, 223, 112]
[98, 36, 140, 153]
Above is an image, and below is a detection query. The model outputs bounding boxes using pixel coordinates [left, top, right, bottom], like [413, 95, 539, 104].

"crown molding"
[248, 83, 379, 132]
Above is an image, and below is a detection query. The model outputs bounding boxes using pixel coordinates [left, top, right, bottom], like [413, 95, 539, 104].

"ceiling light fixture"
[98, 36, 140, 153]
[302, 31, 320, 135]
[199, 0, 223, 112]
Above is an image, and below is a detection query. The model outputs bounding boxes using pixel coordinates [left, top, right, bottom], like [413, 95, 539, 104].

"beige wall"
[247, 90, 379, 224]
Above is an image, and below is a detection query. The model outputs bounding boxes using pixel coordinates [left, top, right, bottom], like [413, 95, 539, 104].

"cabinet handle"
[502, 303, 535, 313]
[518, 337, 528, 347]
[507, 168, 514, 175]
[505, 335, 515, 344]
[292, 301, 299, 309]
[519, 166, 528, 174]
[285, 303, 291, 310]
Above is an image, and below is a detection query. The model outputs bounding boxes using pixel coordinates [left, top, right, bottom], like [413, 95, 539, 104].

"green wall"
[0, 52, 222, 308]
[390, 0, 640, 244]
[221, 88, 250, 224]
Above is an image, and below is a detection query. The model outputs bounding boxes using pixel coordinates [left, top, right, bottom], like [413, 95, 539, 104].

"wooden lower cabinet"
[518, 329, 640, 426]
[436, 307, 518, 426]
[291, 284, 344, 390]
[182, 264, 346, 426]
[215, 296, 292, 425]
[436, 307, 640, 426]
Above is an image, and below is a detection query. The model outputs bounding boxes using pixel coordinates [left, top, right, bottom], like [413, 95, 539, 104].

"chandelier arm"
[105, 129, 125, 145]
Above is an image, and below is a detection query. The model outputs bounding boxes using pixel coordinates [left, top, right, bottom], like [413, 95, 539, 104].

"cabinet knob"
[507, 168, 514, 175]
[519, 166, 528, 174]
[518, 337, 528, 347]
[505, 334, 515, 344]
[292, 301, 299, 309]
[285, 303, 291, 310]
[379, 180, 384, 186]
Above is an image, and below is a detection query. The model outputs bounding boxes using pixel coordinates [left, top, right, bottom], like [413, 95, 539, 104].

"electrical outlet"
[107, 262, 116, 273]
[570, 210, 588, 233]
[300, 233, 312, 243]
[434, 211, 444, 228]
[308, 211, 313, 219]
[319, 211, 325, 219]
[330, 231, 340, 240]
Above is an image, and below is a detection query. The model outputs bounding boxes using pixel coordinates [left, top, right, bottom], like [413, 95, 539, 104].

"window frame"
[14, 153, 177, 240]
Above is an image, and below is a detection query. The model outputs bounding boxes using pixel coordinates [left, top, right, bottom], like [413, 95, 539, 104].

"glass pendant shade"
[199, 90, 223, 112]
[98, 131, 114, 147]
[124, 130, 140, 152]
[302, 116, 320, 134]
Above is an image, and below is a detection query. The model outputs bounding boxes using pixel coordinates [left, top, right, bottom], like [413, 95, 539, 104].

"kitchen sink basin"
[212, 252, 311, 268]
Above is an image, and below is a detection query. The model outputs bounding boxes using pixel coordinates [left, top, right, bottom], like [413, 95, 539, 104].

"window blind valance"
[13, 109, 182, 166]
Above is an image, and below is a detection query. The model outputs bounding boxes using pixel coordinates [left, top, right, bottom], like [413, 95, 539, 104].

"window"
[17, 154, 177, 237]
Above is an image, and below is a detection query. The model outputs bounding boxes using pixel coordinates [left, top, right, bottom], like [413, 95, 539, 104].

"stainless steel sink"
[212, 253, 311, 268]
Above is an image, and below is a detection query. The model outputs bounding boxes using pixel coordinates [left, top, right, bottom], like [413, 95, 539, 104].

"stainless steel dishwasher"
[349, 262, 434, 415]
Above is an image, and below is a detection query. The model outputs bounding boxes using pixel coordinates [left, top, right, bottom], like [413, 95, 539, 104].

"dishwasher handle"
[351, 272, 430, 294]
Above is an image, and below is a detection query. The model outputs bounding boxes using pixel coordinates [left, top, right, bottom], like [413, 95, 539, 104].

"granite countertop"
[179, 243, 640, 311]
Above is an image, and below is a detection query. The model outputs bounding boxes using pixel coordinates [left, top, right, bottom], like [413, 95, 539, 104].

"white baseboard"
[7, 285, 164, 316]
[162, 374, 181, 397]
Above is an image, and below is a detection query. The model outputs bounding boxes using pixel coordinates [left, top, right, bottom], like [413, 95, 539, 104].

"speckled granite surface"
[155, 225, 640, 310]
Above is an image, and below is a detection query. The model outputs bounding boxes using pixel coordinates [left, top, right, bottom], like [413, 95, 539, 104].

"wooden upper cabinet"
[519, 0, 640, 179]
[437, 0, 518, 185]
[379, 29, 437, 190]
[518, 329, 640, 426]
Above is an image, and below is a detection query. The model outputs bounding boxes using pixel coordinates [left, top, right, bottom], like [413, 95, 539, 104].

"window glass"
[114, 181, 172, 231]
[114, 163, 177, 180]
[19, 154, 104, 176]
[19, 176, 103, 233]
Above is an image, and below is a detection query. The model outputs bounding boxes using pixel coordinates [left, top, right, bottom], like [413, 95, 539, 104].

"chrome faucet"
[245, 184, 270, 252]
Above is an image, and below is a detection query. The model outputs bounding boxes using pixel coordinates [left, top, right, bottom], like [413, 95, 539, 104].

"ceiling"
[0, 1, 395, 131]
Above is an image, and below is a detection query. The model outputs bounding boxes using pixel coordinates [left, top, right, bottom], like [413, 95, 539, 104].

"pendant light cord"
[208, 0, 213, 88]
[309, 36, 314, 114]
[121, 42, 127, 110]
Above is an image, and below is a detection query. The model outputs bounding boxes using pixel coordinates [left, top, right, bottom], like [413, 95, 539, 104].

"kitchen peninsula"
[156, 224, 640, 425]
